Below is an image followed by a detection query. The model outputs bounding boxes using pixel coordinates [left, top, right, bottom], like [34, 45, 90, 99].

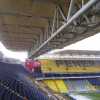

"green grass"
[77, 92, 100, 100]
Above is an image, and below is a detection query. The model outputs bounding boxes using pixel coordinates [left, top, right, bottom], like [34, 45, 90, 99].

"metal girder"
[0, 12, 52, 20]
[1, 34, 36, 40]
[0, 32, 38, 43]
[2, 30, 36, 34]
[2, 30, 40, 40]
[2, 23, 44, 30]
[2, 30, 41, 36]
[29, 0, 99, 58]
[2, 39, 34, 43]
[67, 0, 75, 21]
[7, 46, 31, 50]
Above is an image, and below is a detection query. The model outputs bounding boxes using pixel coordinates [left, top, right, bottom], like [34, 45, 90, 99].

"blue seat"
[0, 62, 49, 100]
[89, 78, 100, 85]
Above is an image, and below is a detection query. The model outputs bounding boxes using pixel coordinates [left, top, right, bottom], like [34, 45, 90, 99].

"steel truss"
[29, 0, 100, 58]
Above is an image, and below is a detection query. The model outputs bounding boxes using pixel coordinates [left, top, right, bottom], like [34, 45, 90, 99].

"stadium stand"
[43, 80, 68, 93]
[39, 59, 100, 74]
[40, 79, 96, 94]
[0, 61, 51, 100]
[64, 79, 96, 92]
[88, 78, 100, 86]
[24, 58, 100, 99]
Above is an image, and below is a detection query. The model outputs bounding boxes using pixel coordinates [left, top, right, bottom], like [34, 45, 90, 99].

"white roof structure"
[38, 50, 100, 60]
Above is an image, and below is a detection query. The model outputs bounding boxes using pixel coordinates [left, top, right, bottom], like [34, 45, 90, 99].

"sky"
[49, 32, 100, 54]
[63, 33, 100, 51]
[0, 42, 27, 61]
[0, 32, 100, 61]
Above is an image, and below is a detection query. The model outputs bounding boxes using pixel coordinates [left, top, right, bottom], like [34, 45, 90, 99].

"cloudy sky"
[0, 42, 27, 61]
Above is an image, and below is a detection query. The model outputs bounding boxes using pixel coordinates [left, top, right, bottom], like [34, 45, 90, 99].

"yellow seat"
[43, 80, 68, 93]
[40, 59, 100, 73]
[55, 80, 68, 93]
[43, 80, 59, 93]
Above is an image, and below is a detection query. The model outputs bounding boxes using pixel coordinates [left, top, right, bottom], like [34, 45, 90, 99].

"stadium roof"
[54, 50, 100, 55]
[38, 50, 100, 60]
[0, 0, 100, 57]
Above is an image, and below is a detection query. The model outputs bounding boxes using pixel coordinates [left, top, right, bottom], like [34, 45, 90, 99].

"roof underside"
[0, 0, 65, 50]
[0, 0, 100, 57]
[0, 0, 47, 49]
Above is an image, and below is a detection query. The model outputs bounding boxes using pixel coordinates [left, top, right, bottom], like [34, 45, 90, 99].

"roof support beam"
[29, 0, 99, 58]
[67, 0, 74, 21]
